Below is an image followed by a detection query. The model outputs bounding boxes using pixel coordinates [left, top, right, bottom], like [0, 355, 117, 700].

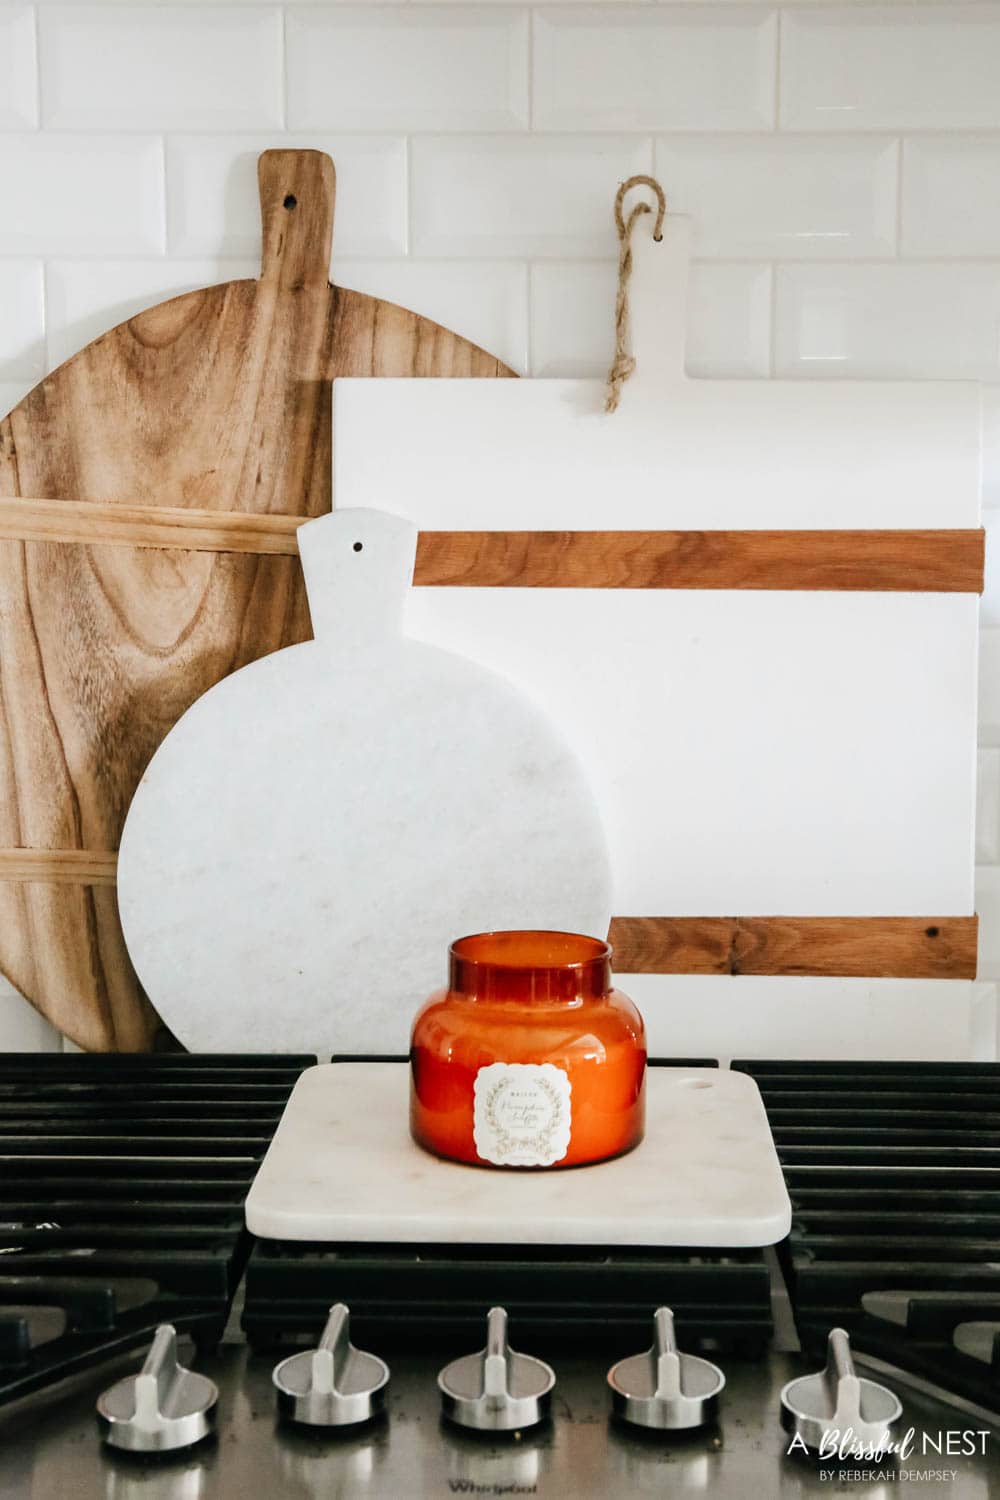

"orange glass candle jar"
[410, 931, 646, 1169]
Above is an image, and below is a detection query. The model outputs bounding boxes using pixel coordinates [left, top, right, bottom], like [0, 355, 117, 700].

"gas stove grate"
[242, 1240, 772, 1358]
[736, 1059, 1000, 1413]
[0, 1052, 312, 1407]
[241, 1057, 774, 1359]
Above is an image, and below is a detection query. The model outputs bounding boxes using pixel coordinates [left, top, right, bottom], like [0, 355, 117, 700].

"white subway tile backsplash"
[902, 136, 1000, 259]
[774, 263, 1000, 381]
[529, 261, 616, 377]
[39, 5, 283, 131]
[0, 381, 34, 420]
[0, 6, 38, 129]
[532, 6, 776, 132]
[333, 258, 528, 373]
[781, 4, 1000, 132]
[971, 982, 999, 1062]
[985, 392, 1000, 516]
[410, 136, 653, 258]
[286, 7, 529, 132]
[983, 507, 1000, 625]
[978, 749, 1000, 864]
[167, 136, 407, 259]
[980, 629, 1000, 748]
[654, 135, 898, 259]
[977, 865, 1000, 978]
[45, 259, 257, 372]
[0, 978, 61, 1052]
[0, 262, 45, 383]
[529, 259, 770, 377]
[685, 261, 772, 377]
[0, 135, 164, 255]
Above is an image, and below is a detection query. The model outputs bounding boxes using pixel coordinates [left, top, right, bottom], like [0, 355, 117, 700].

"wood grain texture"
[0, 507, 985, 593]
[0, 850, 117, 885]
[0, 148, 513, 1052]
[413, 529, 986, 593]
[0, 498, 306, 554]
[608, 915, 979, 980]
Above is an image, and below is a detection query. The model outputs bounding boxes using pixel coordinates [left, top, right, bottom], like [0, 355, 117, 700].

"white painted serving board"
[629, 977, 997, 1064]
[117, 509, 611, 1055]
[332, 211, 982, 1059]
[335, 218, 982, 533]
[245, 1063, 792, 1247]
[408, 589, 975, 918]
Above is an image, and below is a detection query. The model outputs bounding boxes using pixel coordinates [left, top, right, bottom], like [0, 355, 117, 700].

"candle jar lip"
[448, 930, 612, 1003]
[450, 930, 611, 971]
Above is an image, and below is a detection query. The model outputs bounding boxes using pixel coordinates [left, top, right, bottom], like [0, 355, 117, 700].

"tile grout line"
[41, 258, 55, 377]
[8, 127, 1000, 141]
[526, 5, 534, 133]
[279, 5, 288, 133]
[773, 3, 782, 134]
[158, 134, 168, 256]
[403, 134, 412, 259]
[30, 0, 41, 131]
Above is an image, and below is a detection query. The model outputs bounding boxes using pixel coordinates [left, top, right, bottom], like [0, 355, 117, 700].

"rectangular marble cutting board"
[245, 1062, 792, 1248]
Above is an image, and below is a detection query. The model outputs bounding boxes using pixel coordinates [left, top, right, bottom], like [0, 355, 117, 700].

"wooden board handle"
[258, 149, 335, 291]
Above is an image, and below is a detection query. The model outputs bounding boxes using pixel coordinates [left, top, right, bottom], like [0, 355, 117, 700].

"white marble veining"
[117, 509, 612, 1056]
[245, 1063, 792, 1249]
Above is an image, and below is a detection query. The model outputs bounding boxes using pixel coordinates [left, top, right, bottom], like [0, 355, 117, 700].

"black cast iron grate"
[735, 1059, 1000, 1414]
[0, 1052, 312, 1407]
[242, 1240, 772, 1358]
[241, 1057, 774, 1359]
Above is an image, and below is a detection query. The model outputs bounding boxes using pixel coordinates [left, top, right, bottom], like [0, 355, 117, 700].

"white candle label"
[473, 1062, 572, 1167]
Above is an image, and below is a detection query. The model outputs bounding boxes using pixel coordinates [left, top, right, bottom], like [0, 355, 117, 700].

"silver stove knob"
[438, 1307, 555, 1433]
[272, 1304, 389, 1427]
[781, 1327, 902, 1452]
[608, 1307, 725, 1431]
[97, 1324, 218, 1453]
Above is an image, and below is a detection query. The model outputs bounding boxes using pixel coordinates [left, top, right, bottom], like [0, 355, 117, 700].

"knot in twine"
[605, 174, 667, 414]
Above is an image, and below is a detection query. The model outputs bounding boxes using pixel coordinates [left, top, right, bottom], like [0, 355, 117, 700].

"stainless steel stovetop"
[4, 1054, 999, 1497]
[2, 1335, 998, 1499]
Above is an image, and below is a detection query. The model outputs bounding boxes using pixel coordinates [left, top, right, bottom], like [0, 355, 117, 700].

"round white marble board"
[117, 508, 613, 1055]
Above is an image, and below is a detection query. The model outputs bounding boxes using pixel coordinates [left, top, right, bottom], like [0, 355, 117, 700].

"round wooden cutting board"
[0, 148, 514, 1052]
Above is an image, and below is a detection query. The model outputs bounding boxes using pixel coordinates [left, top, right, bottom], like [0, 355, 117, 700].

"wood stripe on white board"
[0, 500, 984, 591]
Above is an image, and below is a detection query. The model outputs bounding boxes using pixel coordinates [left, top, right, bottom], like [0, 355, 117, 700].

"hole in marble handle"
[353, 542, 363, 553]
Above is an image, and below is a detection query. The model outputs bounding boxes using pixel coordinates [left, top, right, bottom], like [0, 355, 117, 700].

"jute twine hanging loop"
[605, 175, 667, 414]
